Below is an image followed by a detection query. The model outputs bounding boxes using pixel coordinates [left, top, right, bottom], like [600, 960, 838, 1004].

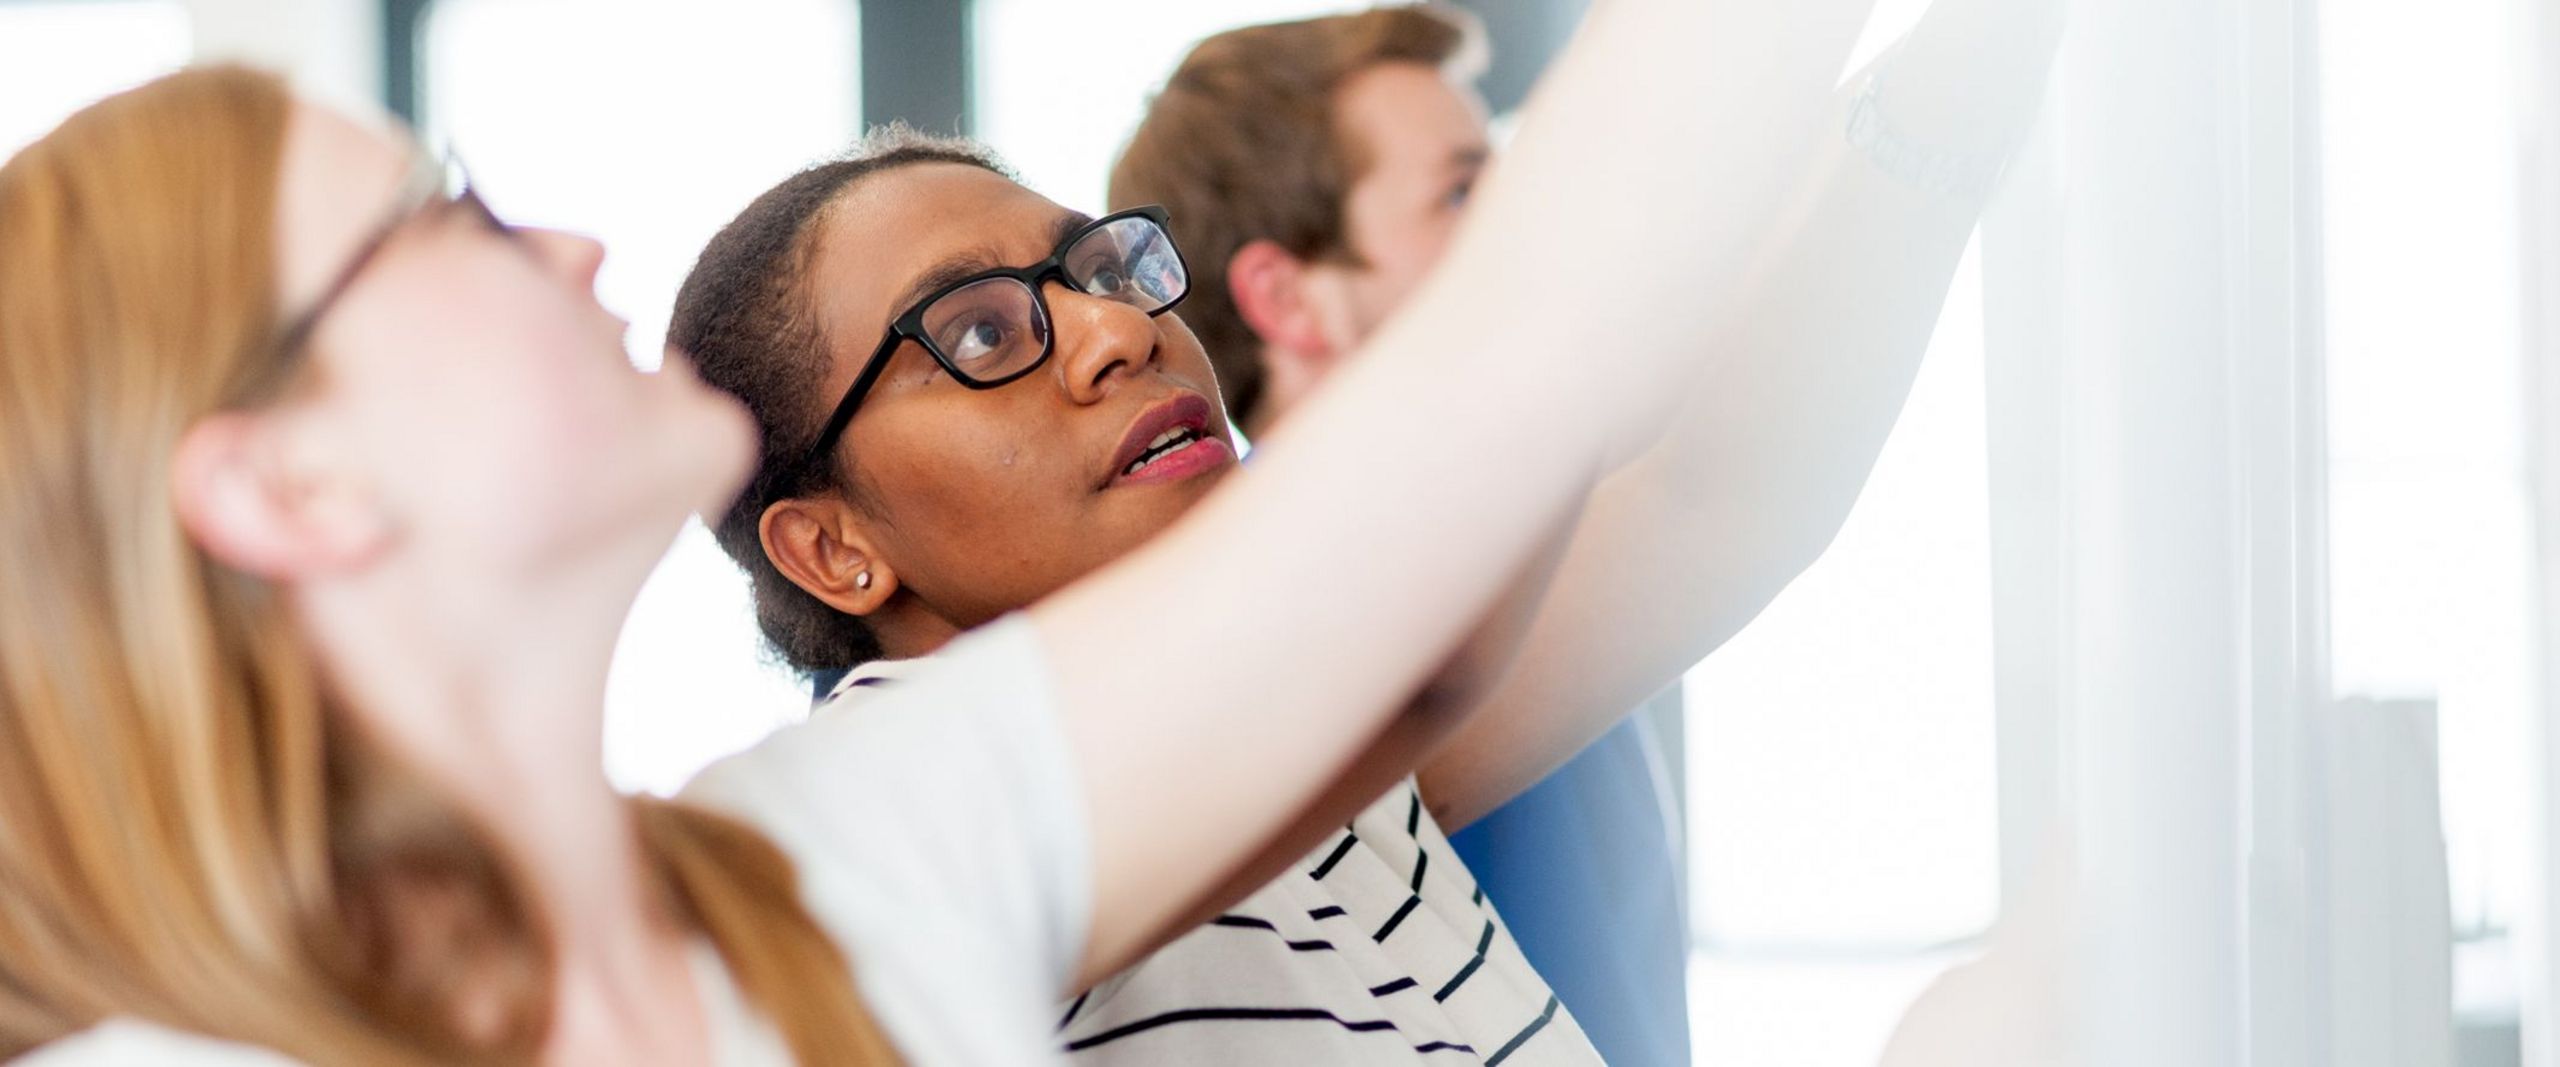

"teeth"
[1123, 427, 1199, 476]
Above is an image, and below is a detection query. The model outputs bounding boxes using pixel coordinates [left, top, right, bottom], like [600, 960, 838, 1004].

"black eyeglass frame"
[261, 153, 523, 378]
[789, 204, 1189, 483]
[263, 152, 454, 367]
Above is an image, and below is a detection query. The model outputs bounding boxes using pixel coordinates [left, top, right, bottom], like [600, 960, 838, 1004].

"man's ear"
[171, 411, 395, 580]
[1227, 239, 1339, 370]
[760, 495, 897, 617]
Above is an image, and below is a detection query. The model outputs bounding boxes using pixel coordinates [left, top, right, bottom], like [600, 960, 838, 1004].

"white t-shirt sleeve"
[679, 615, 1090, 1064]
[10, 1020, 305, 1067]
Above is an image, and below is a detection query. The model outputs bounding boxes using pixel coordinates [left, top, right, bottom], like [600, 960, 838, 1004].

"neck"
[296, 533, 708, 1061]
[871, 597, 968, 663]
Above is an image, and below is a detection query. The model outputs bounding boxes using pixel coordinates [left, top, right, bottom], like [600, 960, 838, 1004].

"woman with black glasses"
[675, 0, 2061, 1062]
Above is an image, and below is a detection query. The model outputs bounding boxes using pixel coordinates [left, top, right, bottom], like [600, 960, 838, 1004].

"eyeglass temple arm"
[794, 331, 903, 477]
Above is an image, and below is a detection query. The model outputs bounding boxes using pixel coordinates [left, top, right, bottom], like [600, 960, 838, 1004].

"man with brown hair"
[1110, 9, 1693, 1064]
[1111, 6, 1494, 440]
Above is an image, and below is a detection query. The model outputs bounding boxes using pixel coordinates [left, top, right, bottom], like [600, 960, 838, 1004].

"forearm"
[1421, 3, 2066, 829]
[1423, 158, 1979, 829]
[1637, 0, 2067, 517]
[1631, 102, 1987, 578]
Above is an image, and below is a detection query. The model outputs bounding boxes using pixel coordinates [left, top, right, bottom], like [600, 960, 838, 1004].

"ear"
[759, 495, 897, 617]
[1226, 239, 1340, 372]
[171, 411, 395, 580]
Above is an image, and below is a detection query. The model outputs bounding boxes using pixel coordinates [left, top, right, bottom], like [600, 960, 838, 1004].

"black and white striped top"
[823, 662, 1600, 1066]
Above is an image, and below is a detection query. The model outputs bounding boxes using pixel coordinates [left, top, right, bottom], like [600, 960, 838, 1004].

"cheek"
[1155, 317, 1228, 407]
[324, 264, 664, 552]
[449, 314, 622, 490]
[1376, 211, 1457, 288]
[1414, 213, 1464, 271]
[858, 399, 1079, 556]
[865, 423, 1228, 618]
[1332, 233, 1441, 338]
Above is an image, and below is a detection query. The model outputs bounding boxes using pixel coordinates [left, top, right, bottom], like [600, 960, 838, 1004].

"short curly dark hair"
[670, 127, 1010, 676]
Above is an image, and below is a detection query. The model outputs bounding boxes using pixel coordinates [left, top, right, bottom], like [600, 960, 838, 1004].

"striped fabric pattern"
[1056, 785, 1596, 1065]
[821, 664, 1598, 1066]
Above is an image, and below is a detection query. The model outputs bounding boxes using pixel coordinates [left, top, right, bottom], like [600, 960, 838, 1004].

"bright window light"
[1684, 241, 2001, 952]
[1684, 240, 1998, 1058]
[424, 0, 863, 795]
[2321, 0, 2534, 963]
[972, 0, 1363, 212]
[0, 1, 191, 162]
[1691, 953, 1964, 1066]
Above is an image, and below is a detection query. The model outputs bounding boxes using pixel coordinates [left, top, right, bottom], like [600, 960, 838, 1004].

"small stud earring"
[855, 570, 874, 591]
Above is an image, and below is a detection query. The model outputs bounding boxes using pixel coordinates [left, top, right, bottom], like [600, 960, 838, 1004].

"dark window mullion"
[860, 0, 969, 135]
[379, 0, 432, 123]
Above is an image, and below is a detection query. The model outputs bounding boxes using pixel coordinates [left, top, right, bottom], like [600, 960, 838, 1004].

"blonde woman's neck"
[292, 528, 714, 1063]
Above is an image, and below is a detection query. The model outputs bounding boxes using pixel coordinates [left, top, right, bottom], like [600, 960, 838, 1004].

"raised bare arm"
[1030, 0, 1885, 984]
[1417, 0, 2070, 830]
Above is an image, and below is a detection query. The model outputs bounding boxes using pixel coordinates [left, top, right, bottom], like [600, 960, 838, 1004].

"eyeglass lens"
[916, 215, 1189, 382]
[1065, 215, 1186, 311]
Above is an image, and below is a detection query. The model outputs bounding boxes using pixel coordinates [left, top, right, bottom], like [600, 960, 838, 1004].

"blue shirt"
[1450, 716, 1689, 1067]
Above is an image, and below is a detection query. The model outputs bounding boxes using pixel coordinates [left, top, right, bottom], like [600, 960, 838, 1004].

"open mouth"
[1122, 425, 1207, 477]
[1105, 392, 1233, 488]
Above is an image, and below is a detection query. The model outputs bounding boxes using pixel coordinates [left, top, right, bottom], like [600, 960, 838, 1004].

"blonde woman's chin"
[655, 349, 761, 522]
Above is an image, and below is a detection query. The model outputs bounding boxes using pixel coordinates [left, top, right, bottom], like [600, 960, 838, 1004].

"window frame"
[1981, 0, 2330, 1061]
[2522, 0, 2560, 1058]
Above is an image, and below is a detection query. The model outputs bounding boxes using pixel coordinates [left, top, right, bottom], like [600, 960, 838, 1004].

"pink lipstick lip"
[1113, 435, 1235, 487]
[1104, 392, 1227, 488]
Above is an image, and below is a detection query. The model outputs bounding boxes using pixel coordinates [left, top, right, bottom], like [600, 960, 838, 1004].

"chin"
[697, 402, 759, 516]
[1132, 460, 1232, 530]
[652, 376, 760, 519]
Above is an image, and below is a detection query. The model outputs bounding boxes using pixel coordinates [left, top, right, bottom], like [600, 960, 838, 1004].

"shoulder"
[682, 613, 1060, 816]
[12, 1020, 305, 1067]
[674, 614, 1093, 1066]
[676, 612, 1093, 1014]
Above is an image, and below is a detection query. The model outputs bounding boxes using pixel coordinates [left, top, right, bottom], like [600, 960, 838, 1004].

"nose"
[1046, 283, 1159, 406]
[524, 228, 607, 291]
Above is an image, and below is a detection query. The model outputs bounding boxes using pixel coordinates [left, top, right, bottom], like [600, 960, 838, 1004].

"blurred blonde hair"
[0, 66, 897, 1065]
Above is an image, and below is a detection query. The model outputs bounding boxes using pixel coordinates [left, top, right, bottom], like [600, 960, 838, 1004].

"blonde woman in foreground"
[0, 0, 1909, 1061]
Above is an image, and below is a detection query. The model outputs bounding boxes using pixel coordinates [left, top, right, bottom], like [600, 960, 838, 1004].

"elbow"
[1402, 662, 1500, 739]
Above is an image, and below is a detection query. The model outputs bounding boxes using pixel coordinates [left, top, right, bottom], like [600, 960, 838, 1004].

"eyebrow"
[1050, 210, 1096, 248]
[1450, 145, 1492, 171]
[882, 211, 1100, 318]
